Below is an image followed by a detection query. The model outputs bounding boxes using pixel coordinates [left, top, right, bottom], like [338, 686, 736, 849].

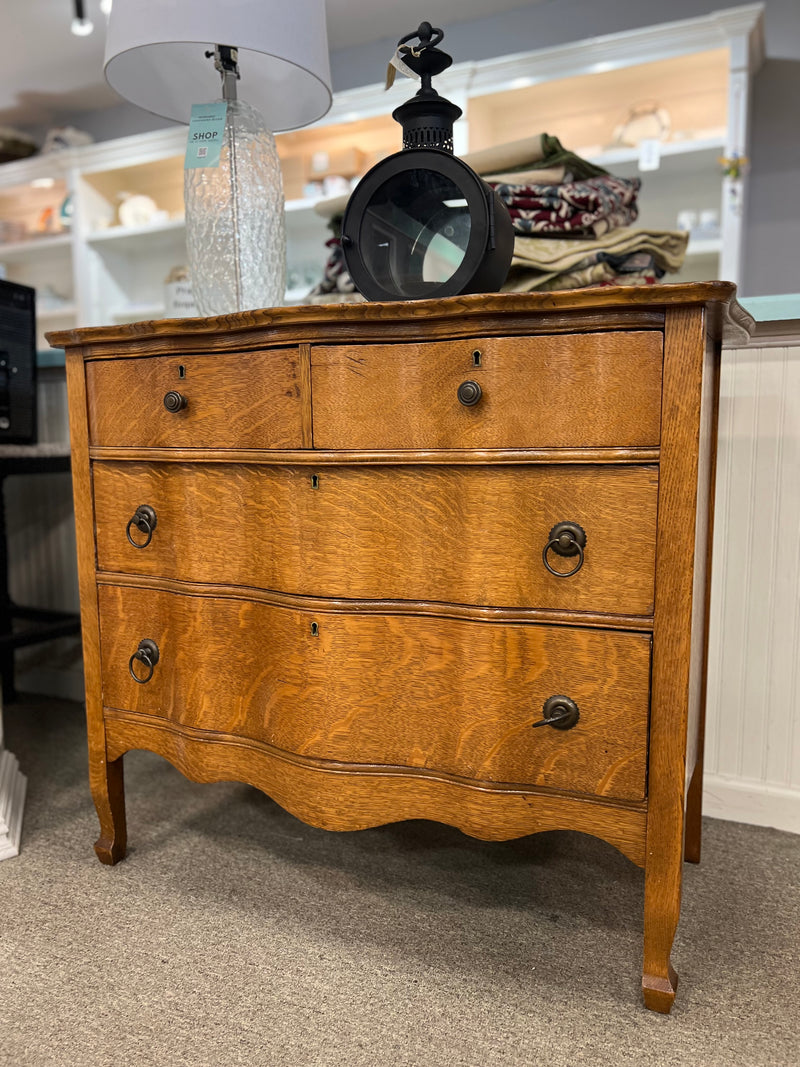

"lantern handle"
[398, 23, 444, 53]
[397, 23, 451, 87]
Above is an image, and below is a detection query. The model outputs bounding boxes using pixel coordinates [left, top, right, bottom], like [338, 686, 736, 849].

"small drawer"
[99, 585, 651, 802]
[86, 349, 305, 450]
[94, 461, 658, 617]
[311, 332, 663, 450]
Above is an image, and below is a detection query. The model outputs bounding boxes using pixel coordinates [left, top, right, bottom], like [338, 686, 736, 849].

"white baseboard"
[703, 774, 800, 835]
[0, 748, 27, 860]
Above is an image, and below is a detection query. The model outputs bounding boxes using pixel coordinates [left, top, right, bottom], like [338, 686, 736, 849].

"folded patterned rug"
[492, 174, 641, 237]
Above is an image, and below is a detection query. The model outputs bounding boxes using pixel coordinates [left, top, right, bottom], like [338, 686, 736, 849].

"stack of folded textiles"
[305, 131, 688, 302]
[465, 132, 688, 292]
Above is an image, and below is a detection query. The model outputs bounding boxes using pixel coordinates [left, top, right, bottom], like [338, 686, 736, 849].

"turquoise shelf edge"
[37, 348, 65, 368]
[739, 294, 800, 322]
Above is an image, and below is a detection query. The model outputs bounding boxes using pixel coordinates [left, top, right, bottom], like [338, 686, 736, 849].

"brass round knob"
[457, 380, 482, 407]
[163, 390, 188, 413]
[532, 695, 580, 731]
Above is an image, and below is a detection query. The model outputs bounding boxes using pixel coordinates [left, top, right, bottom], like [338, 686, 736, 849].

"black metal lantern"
[341, 23, 514, 302]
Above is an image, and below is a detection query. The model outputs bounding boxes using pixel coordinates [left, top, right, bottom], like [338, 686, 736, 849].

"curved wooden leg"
[642, 852, 682, 1013]
[91, 755, 127, 865]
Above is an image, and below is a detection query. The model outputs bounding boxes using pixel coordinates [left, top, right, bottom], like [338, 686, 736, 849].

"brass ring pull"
[129, 639, 160, 684]
[532, 695, 580, 730]
[542, 521, 587, 578]
[126, 504, 157, 549]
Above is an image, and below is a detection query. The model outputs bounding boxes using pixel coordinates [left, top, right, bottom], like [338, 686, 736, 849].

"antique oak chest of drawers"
[50, 284, 751, 1013]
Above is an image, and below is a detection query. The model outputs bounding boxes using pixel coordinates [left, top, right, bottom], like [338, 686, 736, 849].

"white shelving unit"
[0, 3, 763, 340]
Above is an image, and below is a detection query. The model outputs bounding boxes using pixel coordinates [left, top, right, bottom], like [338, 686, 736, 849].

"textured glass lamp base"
[185, 99, 287, 316]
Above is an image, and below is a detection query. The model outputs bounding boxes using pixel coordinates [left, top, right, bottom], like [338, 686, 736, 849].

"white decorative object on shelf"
[118, 193, 158, 228]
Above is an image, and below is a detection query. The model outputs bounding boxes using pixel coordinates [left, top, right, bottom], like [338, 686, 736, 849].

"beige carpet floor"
[1, 696, 799, 1067]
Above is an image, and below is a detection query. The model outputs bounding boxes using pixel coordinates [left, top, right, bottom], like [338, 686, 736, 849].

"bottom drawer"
[98, 585, 651, 802]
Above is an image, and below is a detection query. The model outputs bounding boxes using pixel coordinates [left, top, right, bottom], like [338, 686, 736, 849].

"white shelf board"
[686, 236, 723, 257]
[0, 233, 72, 261]
[109, 302, 166, 321]
[284, 287, 313, 304]
[37, 304, 77, 320]
[86, 217, 186, 253]
[584, 135, 726, 170]
[285, 196, 323, 214]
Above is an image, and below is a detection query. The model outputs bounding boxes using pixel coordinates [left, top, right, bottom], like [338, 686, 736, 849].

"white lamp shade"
[104, 0, 332, 131]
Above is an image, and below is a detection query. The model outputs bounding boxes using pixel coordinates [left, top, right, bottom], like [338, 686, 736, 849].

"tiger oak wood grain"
[97, 582, 651, 801]
[90, 445, 662, 466]
[643, 305, 714, 1014]
[86, 349, 306, 450]
[51, 285, 751, 1013]
[103, 711, 648, 865]
[96, 573, 654, 632]
[312, 332, 663, 450]
[47, 281, 752, 353]
[93, 462, 659, 615]
[65, 348, 127, 865]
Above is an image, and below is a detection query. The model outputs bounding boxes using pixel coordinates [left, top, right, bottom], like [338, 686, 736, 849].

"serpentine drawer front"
[98, 584, 651, 801]
[51, 286, 752, 1014]
[311, 332, 663, 450]
[93, 461, 659, 615]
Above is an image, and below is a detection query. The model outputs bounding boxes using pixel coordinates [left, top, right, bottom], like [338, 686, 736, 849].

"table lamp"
[104, 0, 332, 316]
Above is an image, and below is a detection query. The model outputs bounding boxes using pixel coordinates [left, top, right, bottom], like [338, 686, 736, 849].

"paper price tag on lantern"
[185, 102, 228, 169]
[385, 48, 422, 89]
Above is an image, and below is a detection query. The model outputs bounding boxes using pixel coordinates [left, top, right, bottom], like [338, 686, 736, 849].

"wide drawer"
[86, 349, 305, 449]
[98, 584, 651, 801]
[94, 462, 658, 616]
[311, 332, 663, 450]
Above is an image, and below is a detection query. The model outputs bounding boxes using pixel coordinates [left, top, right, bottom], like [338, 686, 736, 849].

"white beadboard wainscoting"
[704, 328, 800, 834]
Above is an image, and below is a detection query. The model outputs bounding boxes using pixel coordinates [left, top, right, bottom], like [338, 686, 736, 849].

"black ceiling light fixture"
[340, 22, 514, 302]
[70, 0, 94, 36]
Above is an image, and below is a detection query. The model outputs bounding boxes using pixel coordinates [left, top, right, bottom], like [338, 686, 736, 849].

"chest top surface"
[48, 282, 752, 356]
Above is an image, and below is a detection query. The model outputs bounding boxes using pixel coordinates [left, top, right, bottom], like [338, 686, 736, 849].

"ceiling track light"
[71, 0, 94, 36]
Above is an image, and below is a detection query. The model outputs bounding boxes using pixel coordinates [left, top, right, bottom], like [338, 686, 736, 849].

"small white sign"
[638, 138, 662, 172]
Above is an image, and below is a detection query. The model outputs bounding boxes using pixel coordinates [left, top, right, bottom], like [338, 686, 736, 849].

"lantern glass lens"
[358, 169, 472, 298]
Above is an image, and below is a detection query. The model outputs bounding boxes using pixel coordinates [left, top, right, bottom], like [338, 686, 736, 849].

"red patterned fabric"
[491, 175, 640, 237]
